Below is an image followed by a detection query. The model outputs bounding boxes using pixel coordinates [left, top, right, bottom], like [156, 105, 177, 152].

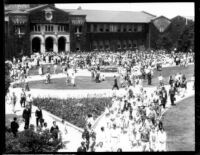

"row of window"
[92, 41, 138, 50]
[31, 24, 69, 32]
[88, 24, 144, 33]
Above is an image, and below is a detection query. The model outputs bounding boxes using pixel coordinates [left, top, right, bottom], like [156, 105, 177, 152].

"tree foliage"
[150, 16, 194, 52]
[5, 62, 12, 95]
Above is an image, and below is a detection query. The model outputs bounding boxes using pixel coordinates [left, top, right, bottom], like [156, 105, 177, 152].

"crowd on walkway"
[77, 68, 193, 152]
[5, 49, 194, 152]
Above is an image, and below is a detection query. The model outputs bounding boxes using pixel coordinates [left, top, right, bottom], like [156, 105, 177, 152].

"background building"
[5, 4, 194, 59]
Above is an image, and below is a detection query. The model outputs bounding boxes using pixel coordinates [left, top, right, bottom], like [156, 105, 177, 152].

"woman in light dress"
[157, 123, 167, 151]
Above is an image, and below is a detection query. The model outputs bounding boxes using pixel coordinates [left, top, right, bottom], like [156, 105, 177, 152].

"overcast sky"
[55, 3, 194, 19]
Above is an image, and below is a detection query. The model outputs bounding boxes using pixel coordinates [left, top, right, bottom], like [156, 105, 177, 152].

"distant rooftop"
[64, 9, 156, 23]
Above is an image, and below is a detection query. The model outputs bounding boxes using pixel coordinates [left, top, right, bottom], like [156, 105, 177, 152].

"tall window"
[45, 25, 54, 32]
[99, 24, 104, 32]
[137, 24, 142, 32]
[128, 24, 132, 32]
[94, 24, 97, 32]
[117, 24, 121, 32]
[32, 24, 41, 32]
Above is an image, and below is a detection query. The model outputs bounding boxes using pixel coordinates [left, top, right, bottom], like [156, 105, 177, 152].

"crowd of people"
[5, 49, 194, 152]
[77, 66, 191, 152]
[7, 50, 194, 85]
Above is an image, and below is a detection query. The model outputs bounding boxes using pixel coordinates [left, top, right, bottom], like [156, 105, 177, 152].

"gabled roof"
[152, 15, 171, 22]
[64, 9, 156, 23]
[7, 10, 28, 14]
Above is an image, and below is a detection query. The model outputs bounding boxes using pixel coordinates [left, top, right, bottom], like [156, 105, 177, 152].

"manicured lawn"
[24, 76, 116, 90]
[29, 64, 63, 75]
[32, 97, 112, 128]
[161, 96, 195, 151]
[18, 64, 194, 90]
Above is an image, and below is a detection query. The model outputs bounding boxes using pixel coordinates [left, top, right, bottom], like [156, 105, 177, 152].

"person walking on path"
[112, 75, 119, 90]
[11, 92, 17, 113]
[11, 117, 19, 137]
[22, 105, 31, 129]
[169, 84, 176, 106]
[20, 88, 26, 107]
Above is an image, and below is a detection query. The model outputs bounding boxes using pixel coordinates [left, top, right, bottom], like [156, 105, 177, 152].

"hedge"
[32, 97, 112, 128]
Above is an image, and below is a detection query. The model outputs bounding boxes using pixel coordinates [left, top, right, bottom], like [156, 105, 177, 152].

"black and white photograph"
[4, 2, 195, 152]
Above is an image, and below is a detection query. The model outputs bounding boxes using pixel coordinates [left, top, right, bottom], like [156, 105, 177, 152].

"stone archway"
[32, 37, 41, 53]
[58, 37, 66, 52]
[45, 37, 54, 52]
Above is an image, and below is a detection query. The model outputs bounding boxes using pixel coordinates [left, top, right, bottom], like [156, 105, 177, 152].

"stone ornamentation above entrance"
[43, 7, 54, 21]
[11, 15, 28, 24]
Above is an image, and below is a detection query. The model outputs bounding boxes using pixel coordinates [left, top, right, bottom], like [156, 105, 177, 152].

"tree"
[5, 62, 12, 95]
[5, 129, 63, 153]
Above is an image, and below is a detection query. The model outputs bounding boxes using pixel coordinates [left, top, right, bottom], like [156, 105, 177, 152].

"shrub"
[5, 129, 63, 153]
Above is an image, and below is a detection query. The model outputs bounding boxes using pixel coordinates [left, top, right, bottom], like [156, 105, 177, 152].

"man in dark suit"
[112, 75, 119, 90]
[35, 106, 43, 127]
[22, 105, 31, 129]
[169, 85, 176, 106]
[11, 117, 19, 137]
[161, 87, 168, 109]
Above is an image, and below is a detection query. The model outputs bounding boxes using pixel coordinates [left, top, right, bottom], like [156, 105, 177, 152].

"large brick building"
[4, 4, 170, 58]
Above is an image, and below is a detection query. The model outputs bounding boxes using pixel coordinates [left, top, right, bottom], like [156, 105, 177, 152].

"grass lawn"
[29, 64, 63, 75]
[19, 64, 194, 90]
[161, 96, 195, 151]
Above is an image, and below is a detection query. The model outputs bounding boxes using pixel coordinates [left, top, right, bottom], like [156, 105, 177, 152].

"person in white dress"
[158, 74, 164, 86]
[157, 125, 167, 151]
[110, 124, 120, 151]
[149, 126, 158, 151]
[71, 72, 76, 87]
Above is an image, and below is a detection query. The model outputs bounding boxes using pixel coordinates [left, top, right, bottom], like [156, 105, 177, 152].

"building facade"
[5, 4, 165, 59]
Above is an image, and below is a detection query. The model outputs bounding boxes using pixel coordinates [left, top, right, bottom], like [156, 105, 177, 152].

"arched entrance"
[32, 37, 41, 53]
[45, 37, 54, 52]
[58, 37, 66, 52]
